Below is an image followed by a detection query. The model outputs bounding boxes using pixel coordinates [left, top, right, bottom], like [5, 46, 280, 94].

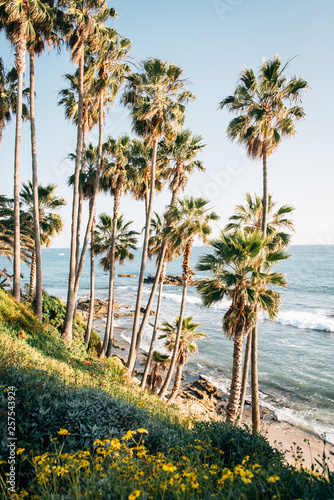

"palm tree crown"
[93, 213, 139, 271]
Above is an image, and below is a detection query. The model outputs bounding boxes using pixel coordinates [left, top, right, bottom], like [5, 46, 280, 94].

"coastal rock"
[78, 298, 122, 320]
[182, 378, 220, 402]
[144, 274, 202, 287]
[118, 273, 136, 277]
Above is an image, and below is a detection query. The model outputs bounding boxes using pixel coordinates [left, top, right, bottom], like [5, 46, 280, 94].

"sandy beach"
[92, 318, 334, 472]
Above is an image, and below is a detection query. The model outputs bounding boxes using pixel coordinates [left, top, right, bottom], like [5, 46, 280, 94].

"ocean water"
[1, 245, 334, 444]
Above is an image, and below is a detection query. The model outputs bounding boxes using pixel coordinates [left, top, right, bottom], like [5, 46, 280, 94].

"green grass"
[0, 289, 333, 499]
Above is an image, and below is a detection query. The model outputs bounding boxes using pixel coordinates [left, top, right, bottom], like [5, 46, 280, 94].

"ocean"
[1, 245, 334, 444]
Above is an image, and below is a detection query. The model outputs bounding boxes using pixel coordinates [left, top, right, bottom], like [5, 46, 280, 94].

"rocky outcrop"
[144, 275, 202, 286]
[77, 298, 131, 320]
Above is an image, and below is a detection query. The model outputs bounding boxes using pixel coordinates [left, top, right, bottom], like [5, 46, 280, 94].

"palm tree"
[135, 130, 206, 369]
[143, 351, 170, 394]
[68, 142, 99, 343]
[197, 230, 288, 424]
[0, 0, 44, 301]
[0, 59, 29, 150]
[93, 213, 138, 357]
[159, 316, 208, 404]
[225, 193, 294, 424]
[60, 0, 113, 346]
[0, 195, 31, 265]
[58, 68, 99, 276]
[140, 211, 182, 389]
[129, 138, 165, 217]
[159, 197, 219, 399]
[123, 58, 195, 374]
[62, 21, 130, 346]
[25, 0, 55, 320]
[220, 59, 306, 431]
[20, 182, 66, 298]
[98, 135, 136, 358]
[220, 56, 307, 235]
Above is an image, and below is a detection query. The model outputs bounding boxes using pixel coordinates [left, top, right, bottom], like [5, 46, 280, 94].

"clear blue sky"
[0, 0, 333, 247]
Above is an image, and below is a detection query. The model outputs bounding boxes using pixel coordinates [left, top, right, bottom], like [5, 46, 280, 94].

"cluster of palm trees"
[0, 0, 308, 433]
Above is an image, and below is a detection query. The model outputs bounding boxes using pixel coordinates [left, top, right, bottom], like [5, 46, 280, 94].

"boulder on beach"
[77, 298, 123, 320]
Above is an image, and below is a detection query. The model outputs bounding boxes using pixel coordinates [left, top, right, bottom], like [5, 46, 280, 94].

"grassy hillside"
[0, 289, 333, 499]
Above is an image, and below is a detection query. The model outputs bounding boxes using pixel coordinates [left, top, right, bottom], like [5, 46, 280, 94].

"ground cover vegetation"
[0, 290, 333, 499]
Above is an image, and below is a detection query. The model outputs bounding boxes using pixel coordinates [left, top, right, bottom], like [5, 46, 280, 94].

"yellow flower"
[4, 388, 9, 392]
[162, 463, 177, 473]
[58, 428, 71, 436]
[51, 438, 57, 442]
[267, 475, 280, 483]
[122, 430, 137, 441]
[16, 448, 25, 455]
[128, 490, 141, 500]
[241, 477, 252, 484]
[136, 428, 148, 434]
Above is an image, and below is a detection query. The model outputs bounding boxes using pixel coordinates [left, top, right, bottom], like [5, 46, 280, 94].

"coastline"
[91, 315, 334, 472]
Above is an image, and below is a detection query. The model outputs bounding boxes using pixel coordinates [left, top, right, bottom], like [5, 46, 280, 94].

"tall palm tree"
[60, 0, 113, 346]
[62, 21, 130, 346]
[99, 135, 136, 358]
[123, 58, 195, 374]
[58, 68, 99, 276]
[159, 197, 219, 399]
[134, 130, 206, 369]
[140, 211, 182, 389]
[0, 59, 29, 150]
[225, 193, 294, 424]
[25, 0, 55, 320]
[68, 142, 99, 343]
[20, 181, 66, 297]
[129, 138, 165, 217]
[159, 316, 208, 404]
[0, 0, 45, 301]
[197, 230, 288, 424]
[93, 213, 138, 357]
[220, 58, 306, 431]
[220, 56, 307, 235]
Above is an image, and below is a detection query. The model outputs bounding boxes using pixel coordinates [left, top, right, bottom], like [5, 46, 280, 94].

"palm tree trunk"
[29, 248, 36, 298]
[76, 127, 87, 274]
[29, 50, 43, 321]
[131, 243, 166, 375]
[100, 187, 120, 359]
[13, 30, 26, 302]
[226, 331, 245, 424]
[70, 94, 103, 328]
[127, 136, 158, 372]
[251, 315, 260, 433]
[159, 282, 187, 399]
[237, 330, 252, 424]
[140, 262, 166, 389]
[261, 151, 268, 236]
[84, 202, 95, 344]
[133, 174, 181, 376]
[62, 48, 84, 346]
[168, 361, 184, 405]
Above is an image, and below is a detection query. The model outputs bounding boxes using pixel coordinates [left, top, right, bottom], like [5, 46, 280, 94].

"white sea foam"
[274, 310, 334, 333]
